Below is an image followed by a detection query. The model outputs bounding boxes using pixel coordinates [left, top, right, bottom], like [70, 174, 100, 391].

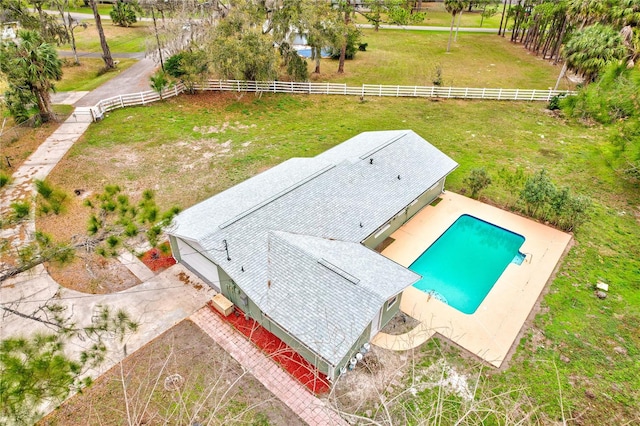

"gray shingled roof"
[170, 130, 458, 366]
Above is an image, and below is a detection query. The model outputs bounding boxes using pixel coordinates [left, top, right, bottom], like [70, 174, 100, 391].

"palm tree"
[445, 0, 465, 52]
[563, 23, 626, 82]
[0, 30, 62, 122]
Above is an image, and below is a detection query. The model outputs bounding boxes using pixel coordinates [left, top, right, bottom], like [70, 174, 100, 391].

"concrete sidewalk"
[1, 263, 214, 414]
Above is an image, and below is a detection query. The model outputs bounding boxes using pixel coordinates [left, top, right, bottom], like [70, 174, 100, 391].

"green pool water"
[410, 214, 525, 315]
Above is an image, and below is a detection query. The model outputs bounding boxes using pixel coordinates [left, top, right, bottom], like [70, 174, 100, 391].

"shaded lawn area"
[43, 92, 640, 424]
[353, 1, 504, 28]
[314, 29, 572, 90]
[59, 20, 150, 53]
[57, 58, 137, 92]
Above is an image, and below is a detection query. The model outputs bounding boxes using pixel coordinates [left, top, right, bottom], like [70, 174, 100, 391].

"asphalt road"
[74, 57, 158, 106]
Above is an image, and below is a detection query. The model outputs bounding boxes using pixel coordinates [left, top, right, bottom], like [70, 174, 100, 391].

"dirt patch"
[40, 319, 303, 425]
[46, 251, 140, 294]
[0, 119, 63, 173]
[381, 311, 421, 335]
[327, 345, 411, 418]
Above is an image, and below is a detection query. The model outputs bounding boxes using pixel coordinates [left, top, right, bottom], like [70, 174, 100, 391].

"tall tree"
[0, 0, 67, 44]
[0, 30, 62, 123]
[88, 0, 115, 69]
[337, 0, 355, 73]
[444, 0, 465, 52]
[563, 23, 626, 82]
[302, 0, 340, 74]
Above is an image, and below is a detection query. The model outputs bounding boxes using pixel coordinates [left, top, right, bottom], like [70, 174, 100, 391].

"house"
[168, 130, 458, 380]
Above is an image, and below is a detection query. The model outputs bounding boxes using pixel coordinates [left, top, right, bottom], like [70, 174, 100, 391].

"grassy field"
[42, 92, 640, 423]
[314, 29, 572, 89]
[57, 58, 137, 91]
[60, 21, 150, 53]
[354, 1, 504, 28]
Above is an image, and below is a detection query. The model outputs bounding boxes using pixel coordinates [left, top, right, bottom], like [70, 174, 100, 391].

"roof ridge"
[358, 130, 409, 160]
[219, 164, 336, 229]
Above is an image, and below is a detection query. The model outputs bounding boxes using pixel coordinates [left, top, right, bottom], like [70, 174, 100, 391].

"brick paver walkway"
[190, 307, 348, 426]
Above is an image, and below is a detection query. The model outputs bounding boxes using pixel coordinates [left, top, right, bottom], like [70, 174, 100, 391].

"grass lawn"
[57, 58, 137, 91]
[313, 30, 572, 90]
[48, 4, 112, 15]
[354, 1, 504, 28]
[42, 92, 640, 423]
[60, 21, 150, 53]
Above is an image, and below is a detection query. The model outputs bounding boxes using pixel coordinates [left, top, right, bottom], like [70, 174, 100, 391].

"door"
[176, 238, 221, 292]
[370, 308, 382, 339]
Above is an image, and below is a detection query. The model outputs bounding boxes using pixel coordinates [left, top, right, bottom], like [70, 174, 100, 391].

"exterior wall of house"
[380, 293, 403, 328]
[362, 177, 446, 250]
[171, 236, 222, 291]
[334, 322, 373, 379]
[219, 268, 335, 378]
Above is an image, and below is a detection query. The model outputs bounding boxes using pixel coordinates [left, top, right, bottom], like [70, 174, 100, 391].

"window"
[387, 295, 398, 310]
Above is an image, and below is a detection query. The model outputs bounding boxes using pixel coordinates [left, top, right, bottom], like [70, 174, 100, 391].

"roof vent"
[318, 258, 360, 284]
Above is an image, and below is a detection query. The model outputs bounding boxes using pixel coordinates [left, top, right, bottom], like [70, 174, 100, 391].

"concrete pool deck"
[372, 191, 572, 368]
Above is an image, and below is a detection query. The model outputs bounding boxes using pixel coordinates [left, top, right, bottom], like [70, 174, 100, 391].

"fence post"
[119, 95, 124, 108]
[515, 89, 519, 100]
[464, 88, 468, 98]
[379, 85, 382, 97]
[498, 88, 502, 100]
[531, 89, 535, 101]
[448, 87, 452, 98]
[414, 86, 417, 97]
[141, 92, 145, 105]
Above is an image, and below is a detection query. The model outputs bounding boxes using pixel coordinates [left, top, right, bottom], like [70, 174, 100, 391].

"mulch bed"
[139, 241, 176, 272]
[208, 302, 331, 395]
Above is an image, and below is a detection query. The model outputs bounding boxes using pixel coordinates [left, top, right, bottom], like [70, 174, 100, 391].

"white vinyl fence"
[79, 80, 575, 122]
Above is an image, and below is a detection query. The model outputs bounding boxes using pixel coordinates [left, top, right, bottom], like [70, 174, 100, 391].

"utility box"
[211, 293, 234, 317]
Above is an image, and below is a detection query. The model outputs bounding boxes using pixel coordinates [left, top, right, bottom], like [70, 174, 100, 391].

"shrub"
[279, 43, 309, 82]
[35, 179, 54, 199]
[463, 168, 492, 199]
[165, 52, 186, 78]
[329, 27, 362, 60]
[110, 1, 139, 27]
[519, 169, 556, 217]
[0, 171, 11, 188]
[11, 201, 30, 219]
[547, 94, 564, 111]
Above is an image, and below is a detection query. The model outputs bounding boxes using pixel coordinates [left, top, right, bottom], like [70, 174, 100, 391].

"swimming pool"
[410, 214, 525, 314]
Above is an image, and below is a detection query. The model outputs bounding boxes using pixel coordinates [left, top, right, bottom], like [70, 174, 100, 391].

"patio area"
[372, 191, 572, 368]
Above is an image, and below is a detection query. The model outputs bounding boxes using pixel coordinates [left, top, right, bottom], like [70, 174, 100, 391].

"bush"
[279, 43, 309, 82]
[547, 94, 564, 111]
[329, 27, 362, 60]
[35, 179, 54, 199]
[165, 52, 186, 78]
[463, 168, 492, 199]
[519, 169, 556, 217]
[0, 171, 11, 188]
[110, 1, 139, 27]
[11, 201, 30, 219]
